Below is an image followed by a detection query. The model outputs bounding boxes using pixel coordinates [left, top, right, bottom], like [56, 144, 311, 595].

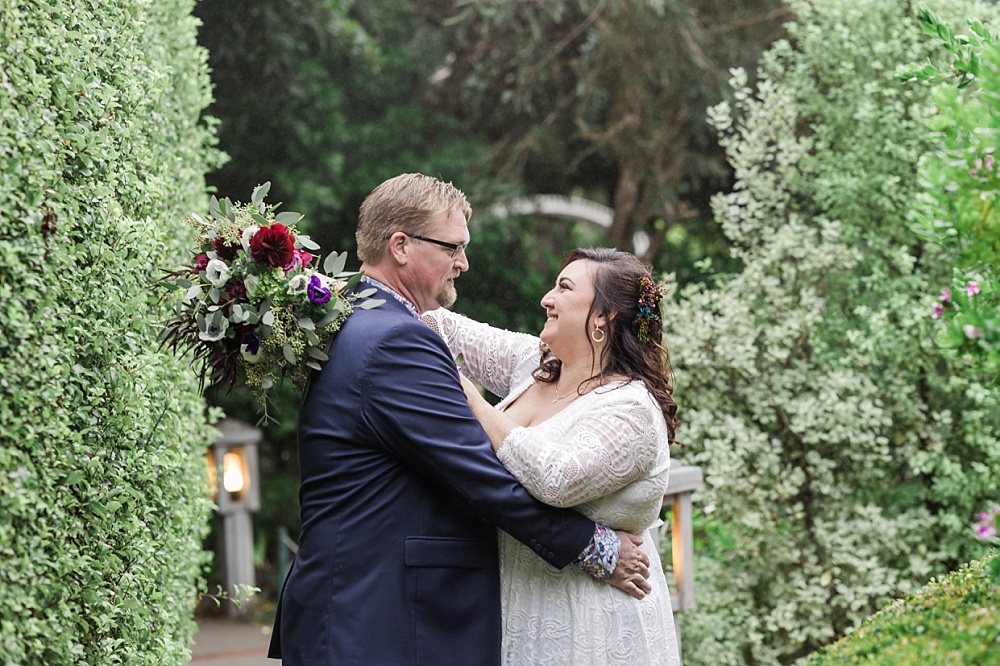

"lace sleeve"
[421, 308, 541, 399]
[497, 385, 667, 509]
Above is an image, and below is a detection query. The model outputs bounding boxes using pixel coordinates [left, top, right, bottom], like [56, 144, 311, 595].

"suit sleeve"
[358, 318, 596, 569]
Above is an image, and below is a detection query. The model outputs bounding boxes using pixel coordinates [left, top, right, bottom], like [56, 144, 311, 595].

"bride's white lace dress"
[424, 309, 681, 666]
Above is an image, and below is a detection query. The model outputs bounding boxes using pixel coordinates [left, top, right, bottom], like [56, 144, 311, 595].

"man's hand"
[607, 531, 651, 600]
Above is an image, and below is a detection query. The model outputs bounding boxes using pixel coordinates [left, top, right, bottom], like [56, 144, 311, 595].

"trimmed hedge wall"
[805, 552, 1000, 665]
[0, 1, 222, 664]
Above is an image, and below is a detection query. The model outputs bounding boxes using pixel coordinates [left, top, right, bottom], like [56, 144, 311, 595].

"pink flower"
[932, 303, 944, 318]
[967, 281, 981, 296]
[283, 249, 314, 272]
[964, 324, 984, 339]
[939, 288, 952, 303]
[986, 155, 995, 170]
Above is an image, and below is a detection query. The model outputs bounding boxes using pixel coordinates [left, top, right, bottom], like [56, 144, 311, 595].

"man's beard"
[436, 282, 457, 309]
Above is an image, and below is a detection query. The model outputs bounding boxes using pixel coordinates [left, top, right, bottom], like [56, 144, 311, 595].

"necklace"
[551, 383, 581, 404]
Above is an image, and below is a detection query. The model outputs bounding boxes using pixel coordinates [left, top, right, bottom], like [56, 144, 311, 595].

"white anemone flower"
[241, 225, 260, 254]
[287, 274, 310, 296]
[205, 259, 229, 288]
[198, 313, 229, 342]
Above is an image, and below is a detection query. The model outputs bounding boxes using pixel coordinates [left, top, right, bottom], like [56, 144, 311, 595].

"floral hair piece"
[633, 276, 665, 344]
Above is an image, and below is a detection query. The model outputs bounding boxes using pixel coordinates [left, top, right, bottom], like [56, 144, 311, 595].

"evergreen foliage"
[805, 551, 999, 665]
[663, 1, 1000, 663]
[899, 9, 1000, 375]
[0, 0, 221, 663]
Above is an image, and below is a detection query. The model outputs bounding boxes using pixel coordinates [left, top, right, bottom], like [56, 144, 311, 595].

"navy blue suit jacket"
[268, 285, 596, 665]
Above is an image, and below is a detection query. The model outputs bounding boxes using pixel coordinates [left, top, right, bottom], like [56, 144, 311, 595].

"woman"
[423, 248, 681, 666]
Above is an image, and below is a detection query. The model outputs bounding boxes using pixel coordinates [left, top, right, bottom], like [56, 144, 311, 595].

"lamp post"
[210, 418, 261, 615]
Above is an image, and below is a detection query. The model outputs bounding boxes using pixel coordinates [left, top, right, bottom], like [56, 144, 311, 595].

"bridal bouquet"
[159, 182, 380, 422]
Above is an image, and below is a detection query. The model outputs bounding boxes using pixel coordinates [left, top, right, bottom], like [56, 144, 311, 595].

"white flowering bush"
[663, 1, 1000, 663]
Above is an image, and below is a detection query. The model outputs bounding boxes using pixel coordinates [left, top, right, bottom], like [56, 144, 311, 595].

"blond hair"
[356, 173, 472, 264]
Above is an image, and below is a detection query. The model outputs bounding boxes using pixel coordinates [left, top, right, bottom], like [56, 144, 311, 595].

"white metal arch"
[490, 195, 650, 256]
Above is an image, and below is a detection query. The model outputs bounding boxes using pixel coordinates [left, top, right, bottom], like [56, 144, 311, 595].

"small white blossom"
[205, 259, 229, 288]
[243, 274, 260, 299]
[198, 314, 228, 342]
[241, 225, 260, 254]
[287, 274, 310, 296]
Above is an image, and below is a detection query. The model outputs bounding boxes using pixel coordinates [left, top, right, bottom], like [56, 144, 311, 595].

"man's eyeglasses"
[406, 233, 468, 259]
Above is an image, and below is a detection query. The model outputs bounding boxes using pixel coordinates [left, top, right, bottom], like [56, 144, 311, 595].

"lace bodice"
[423, 308, 680, 666]
[423, 308, 671, 531]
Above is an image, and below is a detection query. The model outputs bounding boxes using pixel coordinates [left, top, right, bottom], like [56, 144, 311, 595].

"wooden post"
[656, 464, 704, 658]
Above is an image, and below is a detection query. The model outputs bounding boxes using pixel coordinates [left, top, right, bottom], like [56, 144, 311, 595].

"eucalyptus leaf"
[251, 181, 271, 205]
[360, 298, 386, 310]
[283, 343, 296, 364]
[355, 287, 377, 298]
[297, 317, 315, 330]
[307, 346, 329, 361]
[184, 285, 201, 301]
[323, 251, 348, 275]
[297, 235, 320, 251]
[275, 211, 302, 225]
[306, 360, 323, 371]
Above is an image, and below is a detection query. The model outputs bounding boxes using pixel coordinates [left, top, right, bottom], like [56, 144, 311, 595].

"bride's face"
[539, 260, 601, 358]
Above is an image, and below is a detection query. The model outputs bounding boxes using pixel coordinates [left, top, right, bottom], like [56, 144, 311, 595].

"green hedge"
[0, 1, 222, 663]
[806, 552, 1000, 665]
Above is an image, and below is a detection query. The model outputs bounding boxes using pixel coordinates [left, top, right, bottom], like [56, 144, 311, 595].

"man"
[268, 174, 651, 665]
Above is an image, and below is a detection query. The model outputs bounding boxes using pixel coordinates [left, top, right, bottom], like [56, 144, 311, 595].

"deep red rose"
[249, 223, 295, 268]
[193, 252, 210, 272]
[214, 237, 240, 261]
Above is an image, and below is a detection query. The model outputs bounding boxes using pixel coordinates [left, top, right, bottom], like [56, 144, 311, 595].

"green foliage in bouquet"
[898, 9, 1000, 374]
[160, 183, 381, 423]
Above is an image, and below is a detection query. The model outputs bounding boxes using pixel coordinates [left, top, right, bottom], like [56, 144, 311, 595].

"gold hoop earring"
[591, 326, 606, 343]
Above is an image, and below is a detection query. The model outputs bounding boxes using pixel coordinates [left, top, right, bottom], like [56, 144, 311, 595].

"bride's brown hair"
[533, 248, 678, 441]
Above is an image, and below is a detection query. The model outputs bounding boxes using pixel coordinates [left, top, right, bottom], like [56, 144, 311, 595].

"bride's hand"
[458, 373, 484, 410]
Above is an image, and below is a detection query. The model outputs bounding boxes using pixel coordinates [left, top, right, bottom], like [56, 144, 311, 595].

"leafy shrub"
[805, 551, 1000, 665]
[0, 1, 221, 663]
[664, 1, 1000, 663]
[899, 10, 1000, 376]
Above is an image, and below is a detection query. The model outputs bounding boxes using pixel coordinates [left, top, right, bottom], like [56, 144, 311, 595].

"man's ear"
[386, 231, 409, 265]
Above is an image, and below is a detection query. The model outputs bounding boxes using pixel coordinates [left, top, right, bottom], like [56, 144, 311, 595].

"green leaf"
[297, 235, 320, 251]
[306, 346, 329, 361]
[297, 317, 315, 330]
[274, 211, 302, 225]
[251, 181, 271, 205]
[359, 298, 386, 309]
[65, 470, 84, 485]
[323, 251, 348, 275]
[283, 344, 296, 363]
